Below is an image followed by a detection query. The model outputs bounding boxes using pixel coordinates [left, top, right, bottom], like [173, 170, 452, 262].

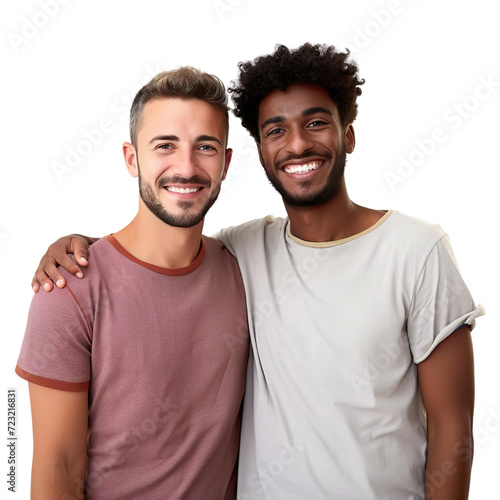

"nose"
[174, 149, 198, 179]
[285, 126, 314, 156]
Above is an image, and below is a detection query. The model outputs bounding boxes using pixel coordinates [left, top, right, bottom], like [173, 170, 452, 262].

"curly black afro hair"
[229, 43, 365, 142]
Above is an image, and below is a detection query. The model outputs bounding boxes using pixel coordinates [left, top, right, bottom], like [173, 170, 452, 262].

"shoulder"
[387, 211, 445, 239]
[200, 235, 247, 293]
[384, 211, 447, 252]
[202, 235, 242, 272]
[202, 235, 236, 260]
[374, 211, 464, 290]
[218, 215, 284, 241]
[214, 215, 287, 256]
[30, 240, 115, 305]
[57, 237, 116, 286]
[48, 237, 119, 318]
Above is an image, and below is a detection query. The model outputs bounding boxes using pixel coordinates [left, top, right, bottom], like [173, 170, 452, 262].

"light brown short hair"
[130, 67, 229, 147]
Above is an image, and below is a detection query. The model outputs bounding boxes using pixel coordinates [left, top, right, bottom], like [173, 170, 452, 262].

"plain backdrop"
[2, 1, 499, 498]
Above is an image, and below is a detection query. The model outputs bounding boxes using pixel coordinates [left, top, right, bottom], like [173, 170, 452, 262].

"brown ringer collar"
[103, 234, 205, 276]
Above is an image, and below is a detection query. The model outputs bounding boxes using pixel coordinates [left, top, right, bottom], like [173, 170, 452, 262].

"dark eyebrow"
[148, 135, 179, 145]
[148, 134, 223, 147]
[196, 135, 223, 147]
[303, 107, 333, 117]
[260, 115, 286, 131]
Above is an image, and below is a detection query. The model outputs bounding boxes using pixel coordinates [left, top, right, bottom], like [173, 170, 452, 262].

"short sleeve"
[407, 234, 484, 363]
[15, 284, 92, 391]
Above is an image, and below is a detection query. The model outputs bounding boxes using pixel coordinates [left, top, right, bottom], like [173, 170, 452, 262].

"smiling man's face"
[125, 97, 231, 228]
[257, 83, 354, 207]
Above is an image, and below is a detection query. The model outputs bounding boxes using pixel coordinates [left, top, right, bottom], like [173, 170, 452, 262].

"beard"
[138, 163, 221, 228]
[263, 144, 347, 207]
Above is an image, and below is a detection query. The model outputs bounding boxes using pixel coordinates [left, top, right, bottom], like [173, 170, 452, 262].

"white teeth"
[284, 161, 322, 174]
[166, 186, 200, 193]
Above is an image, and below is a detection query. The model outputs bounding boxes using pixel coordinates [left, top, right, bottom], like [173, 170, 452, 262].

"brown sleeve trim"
[15, 365, 89, 392]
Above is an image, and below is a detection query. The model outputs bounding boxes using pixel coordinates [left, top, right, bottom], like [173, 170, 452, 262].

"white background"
[1, 0, 499, 498]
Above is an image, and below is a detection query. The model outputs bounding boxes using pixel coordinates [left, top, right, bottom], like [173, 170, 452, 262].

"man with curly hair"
[31, 44, 481, 499]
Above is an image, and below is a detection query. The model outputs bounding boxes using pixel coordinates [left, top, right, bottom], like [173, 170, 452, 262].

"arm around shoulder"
[32, 234, 98, 293]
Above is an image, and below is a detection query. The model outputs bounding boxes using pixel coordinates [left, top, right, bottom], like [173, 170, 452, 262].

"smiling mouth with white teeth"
[164, 186, 203, 194]
[283, 160, 324, 174]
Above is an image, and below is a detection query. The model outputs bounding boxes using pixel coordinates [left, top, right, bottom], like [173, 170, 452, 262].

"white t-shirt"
[216, 210, 483, 500]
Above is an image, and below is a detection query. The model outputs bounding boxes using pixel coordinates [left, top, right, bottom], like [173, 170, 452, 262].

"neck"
[285, 179, 385, 243]
[113, 203, 203, 269]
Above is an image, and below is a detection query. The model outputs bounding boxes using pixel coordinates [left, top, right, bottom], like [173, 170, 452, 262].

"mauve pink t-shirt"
[16, 235, 249, 499]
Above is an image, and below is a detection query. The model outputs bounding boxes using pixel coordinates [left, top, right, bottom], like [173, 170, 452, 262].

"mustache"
[275, 151, 332, 168]
[158, 175, 211, 187]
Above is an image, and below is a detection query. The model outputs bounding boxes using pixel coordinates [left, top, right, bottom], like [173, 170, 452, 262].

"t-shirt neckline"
[286, 210, 393, 248]
[103, 234, 206, 276]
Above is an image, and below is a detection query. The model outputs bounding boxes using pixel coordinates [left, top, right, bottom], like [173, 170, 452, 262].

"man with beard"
[16, 67, 248, 499]
[30, 44, 482, 499]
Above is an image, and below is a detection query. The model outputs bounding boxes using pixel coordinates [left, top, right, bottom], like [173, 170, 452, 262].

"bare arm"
[31, 234, 98, 293]
[29, 383, 88, 499]
[418, 325, 474, 500]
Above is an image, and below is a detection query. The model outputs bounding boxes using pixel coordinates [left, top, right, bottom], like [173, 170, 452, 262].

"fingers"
[31, 235, 92, 293]
[31, 268, 55, 293]
[32, 255, 84, 293]
[31, 277, 41, 293]
[71, 239, 89, 267]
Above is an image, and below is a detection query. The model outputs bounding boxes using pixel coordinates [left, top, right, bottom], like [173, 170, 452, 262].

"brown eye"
[308, 120, 327, 127]
[267, 128, 284, 136]
[198, 145, 217, 152]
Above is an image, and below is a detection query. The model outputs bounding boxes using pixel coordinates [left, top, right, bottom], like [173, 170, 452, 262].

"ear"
[344, 125, 355, 154]
[221, 148, 233, 181]
[123, 142, 139, 178]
